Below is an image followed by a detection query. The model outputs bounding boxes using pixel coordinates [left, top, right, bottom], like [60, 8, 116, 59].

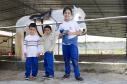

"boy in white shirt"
[41, 25, 56, 79]
[24, 23, 41, 80]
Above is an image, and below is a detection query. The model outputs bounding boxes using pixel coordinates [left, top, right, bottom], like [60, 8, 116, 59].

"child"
[59, 6, 85, 81]
[24, 23, 41, 80]
[41, 25, 56, 79]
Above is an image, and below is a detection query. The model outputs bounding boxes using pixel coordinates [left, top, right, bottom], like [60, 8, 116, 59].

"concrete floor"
[0, 70, 127, 84]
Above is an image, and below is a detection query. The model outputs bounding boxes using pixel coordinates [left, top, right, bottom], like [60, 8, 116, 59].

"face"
[44, 28, 52, 35]
[29, 27, 36, 35]
[63, 9, 72, 21]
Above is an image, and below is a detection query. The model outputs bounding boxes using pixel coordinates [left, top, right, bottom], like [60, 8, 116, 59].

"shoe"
[47, 75, 54, 80]
[75, 77, 84, 81]
[62, 74, 70, 79]
[24, 75, 29, 80]
[31, 76, 37, 80]
[25, 77, 29, 80]
[42, 75, 48, 79]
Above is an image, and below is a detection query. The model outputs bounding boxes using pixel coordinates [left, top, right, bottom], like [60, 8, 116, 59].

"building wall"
[0, 36, 12, 55]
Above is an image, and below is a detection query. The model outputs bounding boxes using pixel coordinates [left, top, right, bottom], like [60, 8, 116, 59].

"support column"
[126, 31, 127, 58]
[15, 32, 25, 61]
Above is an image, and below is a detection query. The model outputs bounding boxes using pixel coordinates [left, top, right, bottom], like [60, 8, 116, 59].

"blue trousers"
[62, 44, 80, 78]
[44, 51, 54, 77]
[25, 57, 38, 78]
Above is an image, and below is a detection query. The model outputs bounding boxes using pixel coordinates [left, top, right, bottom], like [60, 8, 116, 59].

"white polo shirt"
[59, 19, 81, 39]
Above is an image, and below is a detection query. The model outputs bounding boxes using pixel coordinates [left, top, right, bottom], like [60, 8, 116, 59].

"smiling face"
[63, 8, 73, 21]
[29, 27, 36, 35]
[44, 27, 52, 35]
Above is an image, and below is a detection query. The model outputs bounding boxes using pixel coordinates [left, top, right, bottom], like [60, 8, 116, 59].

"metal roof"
[0, 0, 127, 37]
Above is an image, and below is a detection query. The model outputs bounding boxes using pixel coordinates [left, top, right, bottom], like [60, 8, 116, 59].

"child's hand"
[24, 53, 27, 58]
[39, 52, 43, 57]
[59, 33, 63, 38]
[67, 32, 73, 35]
[37, 52, 41, 56]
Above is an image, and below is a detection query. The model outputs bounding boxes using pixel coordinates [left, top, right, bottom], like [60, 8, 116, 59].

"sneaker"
[42, 75, 49, 79]
[47, 75, 54, 80]
[62, 74, 70, 79]
[75, 77, 84, 81]
[24, 75, 29, 80]
[31, 76, 37, 80]
[25, 77, 29, 80]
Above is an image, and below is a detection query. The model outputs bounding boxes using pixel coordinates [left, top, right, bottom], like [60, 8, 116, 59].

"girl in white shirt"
[59, 6, 84, 81]
[24, 23, 41, 80]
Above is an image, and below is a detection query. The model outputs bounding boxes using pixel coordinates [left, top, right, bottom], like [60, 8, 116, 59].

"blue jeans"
[62, 44, 80, 78]
[25, 57, 38, 78]
[44, 51, 54, 77]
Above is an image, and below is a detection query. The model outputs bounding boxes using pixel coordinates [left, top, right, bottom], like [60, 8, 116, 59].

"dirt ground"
[1, 70, 127, 84]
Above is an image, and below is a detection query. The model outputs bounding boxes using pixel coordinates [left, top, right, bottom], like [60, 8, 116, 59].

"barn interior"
[0, 0, 127, 73]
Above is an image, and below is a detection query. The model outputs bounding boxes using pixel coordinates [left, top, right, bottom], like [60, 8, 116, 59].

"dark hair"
[44, 25, 52, 31]
[63, 6, 72, 15]
[29, 23, 42, 37]
[29, 23, 37, 28]
[43, 25, 52, 33]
